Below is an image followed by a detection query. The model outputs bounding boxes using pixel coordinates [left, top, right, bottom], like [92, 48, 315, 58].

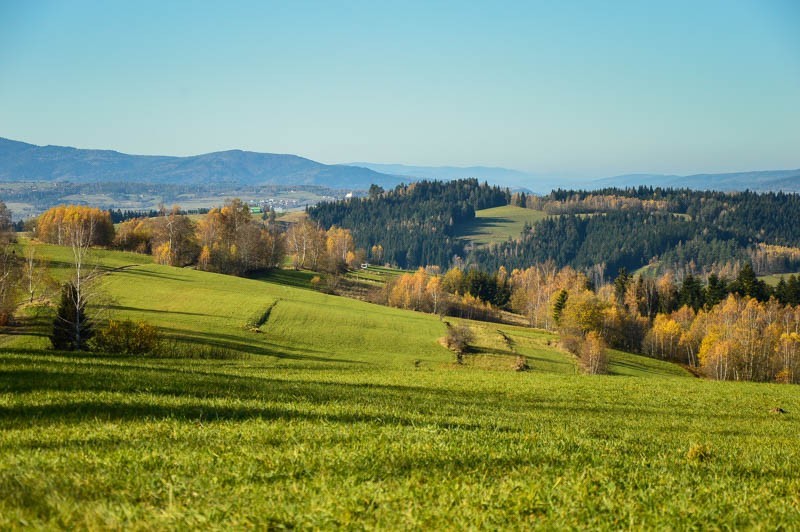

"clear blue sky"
[1, 0, 798, 177]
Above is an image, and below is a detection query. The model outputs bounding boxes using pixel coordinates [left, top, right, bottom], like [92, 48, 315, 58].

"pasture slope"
[1, 245, 799, 529]
[453, 205, 548, 246]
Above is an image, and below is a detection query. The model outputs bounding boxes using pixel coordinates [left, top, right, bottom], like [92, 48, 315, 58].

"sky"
[0, 0, 798, 178]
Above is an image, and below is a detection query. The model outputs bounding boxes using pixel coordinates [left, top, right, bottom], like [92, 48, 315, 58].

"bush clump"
[91, 319, 160, 355]
[443, 322, 474, 364]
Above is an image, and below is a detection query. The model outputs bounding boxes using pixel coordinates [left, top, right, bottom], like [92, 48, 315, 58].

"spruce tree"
[51, 282, 93, 351]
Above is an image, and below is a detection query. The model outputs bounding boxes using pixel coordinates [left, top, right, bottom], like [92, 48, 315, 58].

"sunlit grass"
[1, 245, 798, 528]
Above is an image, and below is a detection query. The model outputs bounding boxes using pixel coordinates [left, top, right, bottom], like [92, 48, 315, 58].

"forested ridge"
[308, 179, 509, 268]
[308, 182, 800, 277]
[479, 187, 800, 276]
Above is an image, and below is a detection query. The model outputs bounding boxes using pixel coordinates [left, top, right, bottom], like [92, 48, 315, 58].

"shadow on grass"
[249, 269, 316, 290]
[0, 364, 527, 433]
[0, 358, 751, 432]
[154, 326, 362, 364]
[111, 267, 192, 282]
[106, 305, 227, 319]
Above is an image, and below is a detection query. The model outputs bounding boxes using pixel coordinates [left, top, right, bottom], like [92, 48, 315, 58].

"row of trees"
[284, 219, 364, 273]
[380, 267, 499, 322]
[113, 200, 285, 275]
[371, 251, 799, 382]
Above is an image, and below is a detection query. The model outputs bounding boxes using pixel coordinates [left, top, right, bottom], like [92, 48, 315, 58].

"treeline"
[380, 257, 800, 383]
[308, 179, 509, 268]
[540, 187, 800, 247]
[473, 188, 800, 277]
[471, 211, 734, 276]
[378, 267, 510, 322]
[115, 201, 285, 274]
[32, 201, 285, 276]
[109, 208, 211, 223]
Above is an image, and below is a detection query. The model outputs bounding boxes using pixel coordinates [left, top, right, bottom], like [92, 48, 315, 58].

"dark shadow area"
[249, 269, 318, 291]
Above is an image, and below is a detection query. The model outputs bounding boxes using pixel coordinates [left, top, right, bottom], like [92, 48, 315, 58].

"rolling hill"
[0, 137, 402, 189]
[2, 244, 800, 528]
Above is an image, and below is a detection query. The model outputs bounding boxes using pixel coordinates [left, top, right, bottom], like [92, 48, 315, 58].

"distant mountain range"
[0, 137, 403, 189]
[1, 137, 798, 193]
[590, 170, 800, 192]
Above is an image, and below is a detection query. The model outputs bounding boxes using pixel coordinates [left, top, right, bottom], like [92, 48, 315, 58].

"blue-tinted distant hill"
[349, 162, 554, 192]
[0, 137, 402, 189]
[350, 161, 800, 193]
[588, 169, 800, 192]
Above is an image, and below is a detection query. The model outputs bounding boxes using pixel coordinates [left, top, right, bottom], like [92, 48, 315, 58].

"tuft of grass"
[686, 443, 713, 463]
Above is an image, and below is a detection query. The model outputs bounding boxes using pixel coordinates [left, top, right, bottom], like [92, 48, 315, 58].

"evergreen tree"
[705, 273, 729, 308]
[732, 263, 769, 301]
[614, 268, 631, 306]
[679, 273, 705, 311]
[552, 290, 569, 326]
[51, 282, 93, 351]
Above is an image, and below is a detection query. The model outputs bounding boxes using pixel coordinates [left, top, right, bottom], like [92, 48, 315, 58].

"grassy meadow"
[1, 244, 799, 528]
[760, 271, 800, 286]
[453, 205, 548, 246]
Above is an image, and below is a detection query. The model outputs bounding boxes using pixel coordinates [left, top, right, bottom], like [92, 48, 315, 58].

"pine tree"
[50, 282, 93, 351]
[552, 289, 569, 326]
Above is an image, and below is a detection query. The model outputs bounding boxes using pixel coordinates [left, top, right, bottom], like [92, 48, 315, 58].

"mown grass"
[1, 245, 799, 528]
[453, 205, 548, 246]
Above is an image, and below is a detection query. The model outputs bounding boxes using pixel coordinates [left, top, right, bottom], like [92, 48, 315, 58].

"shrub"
[513, 355, 529, 372]
[443, 323, 474, 364]
[91, 319, 160, 355]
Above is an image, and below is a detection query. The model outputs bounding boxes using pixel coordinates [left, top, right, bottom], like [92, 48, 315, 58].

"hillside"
[0, 137, 401, 189]
[453, 205, 548, 246]
[2, 246, 799, 527]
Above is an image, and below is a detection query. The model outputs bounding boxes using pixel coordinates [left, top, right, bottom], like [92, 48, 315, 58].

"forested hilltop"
[310, 182, 800, 277]
[308, 180, 509, 268]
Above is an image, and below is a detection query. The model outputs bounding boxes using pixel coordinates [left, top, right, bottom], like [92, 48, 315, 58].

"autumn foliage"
[37, 205, 115, 247]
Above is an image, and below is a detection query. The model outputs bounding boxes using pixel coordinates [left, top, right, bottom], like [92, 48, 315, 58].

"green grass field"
[2, 245, 800, 528]
[453, 205, 548, 246]
[759, 272, 800, 286]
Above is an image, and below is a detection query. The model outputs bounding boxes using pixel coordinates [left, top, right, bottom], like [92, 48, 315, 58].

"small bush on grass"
[91, 319, 160, 356]
[443, 322, 474, 364]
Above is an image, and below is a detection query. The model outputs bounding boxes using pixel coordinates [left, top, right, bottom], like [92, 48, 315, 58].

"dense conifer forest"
[308, 179, 509, 268]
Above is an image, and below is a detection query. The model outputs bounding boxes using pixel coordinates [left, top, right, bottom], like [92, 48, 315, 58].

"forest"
[310, 181, 800, 278]
[308, 179, 509, 268]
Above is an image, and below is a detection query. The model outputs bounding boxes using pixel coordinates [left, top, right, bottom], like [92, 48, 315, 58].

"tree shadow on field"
[0, 365, 521, 433]
[0, 361, 758, 433]
[106, 305, 227, 319]
[153, 326, 360, 364]
[111, 267, 191, 282]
